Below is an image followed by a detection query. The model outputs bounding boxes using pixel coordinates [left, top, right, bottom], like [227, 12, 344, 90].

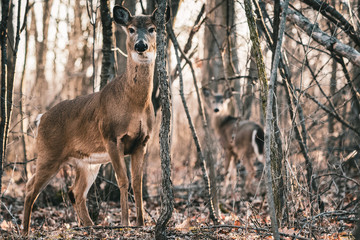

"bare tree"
[0, 0, 11, 196]
[99, 0, 113, 88]
[155, 1, 174, 239]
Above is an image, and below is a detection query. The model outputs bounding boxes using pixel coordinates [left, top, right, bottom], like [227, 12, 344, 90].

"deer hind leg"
[22, 158, 62, 235]
[107, 138, 129, 226]
[131, 144, 147, 226]
[242, 152, 256, 194]
[68, 162, 100, 226]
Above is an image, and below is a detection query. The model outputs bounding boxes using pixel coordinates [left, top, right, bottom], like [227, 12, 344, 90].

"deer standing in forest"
[22, 6, 170, 235]
[202, 87, 264, 193]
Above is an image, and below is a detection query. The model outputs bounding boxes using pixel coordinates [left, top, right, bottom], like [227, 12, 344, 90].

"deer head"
[202, 87, 233, 114]
[113, 6, 170, 64]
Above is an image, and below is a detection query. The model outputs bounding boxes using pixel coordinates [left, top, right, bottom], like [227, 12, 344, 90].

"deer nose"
[135, 41, 148, 53]
[214, 108, 219, 113]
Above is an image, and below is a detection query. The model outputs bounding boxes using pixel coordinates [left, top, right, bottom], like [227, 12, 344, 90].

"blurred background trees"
[1, 0, 360, 238]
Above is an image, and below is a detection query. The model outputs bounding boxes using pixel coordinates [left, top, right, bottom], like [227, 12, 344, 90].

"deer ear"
[223, 88, 234, 99]
[202, 87, 212, 97]
[151, 7, 171, 25]
[113, 6, 132, 26]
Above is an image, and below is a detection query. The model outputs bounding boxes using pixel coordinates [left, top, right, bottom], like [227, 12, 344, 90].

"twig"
[300, 0, 360, 47]
[72, 225, 146, 231]
[313, 173, 360, 186]
[168, 25, 219, 225]
[3, 158, 36, 168]
[302, 91, 360, 137]
[1, 202, 20, 234]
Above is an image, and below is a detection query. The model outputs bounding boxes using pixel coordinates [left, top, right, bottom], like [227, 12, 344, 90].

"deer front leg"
[223, 149, 235, 194]
[223, 149, 233, 175]
[107, 138, 129, 226]
[131, 145, 146, 226]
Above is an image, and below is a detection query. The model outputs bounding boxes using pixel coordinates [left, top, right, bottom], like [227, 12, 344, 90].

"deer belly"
[69, 152, 111, 165]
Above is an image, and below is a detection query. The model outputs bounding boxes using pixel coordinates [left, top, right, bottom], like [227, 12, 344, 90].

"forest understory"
[0, 159, 357, 239]
[1, 0, 360, 239]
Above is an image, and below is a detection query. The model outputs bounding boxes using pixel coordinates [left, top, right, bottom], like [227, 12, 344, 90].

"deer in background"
[22, 6, 170, 235]
[202, 87, 264, 193]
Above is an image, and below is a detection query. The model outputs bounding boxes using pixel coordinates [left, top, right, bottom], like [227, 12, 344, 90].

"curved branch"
[300, 0, 360, 47]
[285, 4, 360, 67]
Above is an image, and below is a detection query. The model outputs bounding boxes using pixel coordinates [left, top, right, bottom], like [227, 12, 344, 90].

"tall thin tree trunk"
[269, 0, 285, 222]
[0, 0, 10, 197]
[243, 48, 257, 120]
[5, 0, 23, 159]
[113, 0, 135, 76]
[263, 0, 289, 238]
[33, 0, 53, 111]
[100, 0, 113, 88]
[155, 1, 174, 239]
[20, 21, 29, 181]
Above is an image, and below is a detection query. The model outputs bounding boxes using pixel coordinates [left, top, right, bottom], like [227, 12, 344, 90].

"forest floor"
[0, 181, 356, 239]
[0, 161, 358, 239]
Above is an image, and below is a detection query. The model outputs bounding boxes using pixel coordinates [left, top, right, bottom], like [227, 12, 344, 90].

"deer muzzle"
[135, 40, 148, 53]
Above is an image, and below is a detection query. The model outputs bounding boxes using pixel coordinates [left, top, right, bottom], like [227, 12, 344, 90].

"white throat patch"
[131, 51, 156, 64]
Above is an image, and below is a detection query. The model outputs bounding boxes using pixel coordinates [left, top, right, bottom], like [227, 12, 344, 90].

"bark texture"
[100, 0, 113, 89]
[155, 1, 174, 239]
[0, 0, 10, 196]
[264, 1, 290, 238]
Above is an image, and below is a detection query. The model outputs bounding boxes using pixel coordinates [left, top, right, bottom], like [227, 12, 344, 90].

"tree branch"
[285, 3, 360, 67]
[300, 0, 360, 47]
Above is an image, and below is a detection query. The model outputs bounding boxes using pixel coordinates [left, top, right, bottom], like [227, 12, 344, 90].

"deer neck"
[124, 53, 155, 105]
[213, 112, 229, 128]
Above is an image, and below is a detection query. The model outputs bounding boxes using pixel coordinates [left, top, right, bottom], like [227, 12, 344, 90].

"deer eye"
[148, 27, 155, 33]
[129, 27, 135, 34]
[220, 100, 223, 104]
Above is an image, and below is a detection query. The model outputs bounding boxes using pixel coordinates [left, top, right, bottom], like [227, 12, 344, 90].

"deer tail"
[35, 114, 43, 127]
[252, 127, 264, 161]
[35, 114, 43, 138]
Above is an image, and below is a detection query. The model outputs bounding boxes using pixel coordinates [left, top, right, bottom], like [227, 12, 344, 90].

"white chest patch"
[131, 51, 156, 64]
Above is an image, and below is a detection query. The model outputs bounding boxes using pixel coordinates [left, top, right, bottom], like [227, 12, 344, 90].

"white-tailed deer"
[22, 6, 170, 235]
[202, 87, 264, 192]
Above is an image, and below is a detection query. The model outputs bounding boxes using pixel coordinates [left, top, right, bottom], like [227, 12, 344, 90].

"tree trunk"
[201, 0, 235, 217]
[100, 0, 113, 88]
[113, 0, 135, 76]
[263, 1, 290, 238]
[0, 0, 10, 197]
[32, 0, 53, 111]
[269, 0, 285, 222]
[148, 0, 182, 114]
[155, 1, 174, 239]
